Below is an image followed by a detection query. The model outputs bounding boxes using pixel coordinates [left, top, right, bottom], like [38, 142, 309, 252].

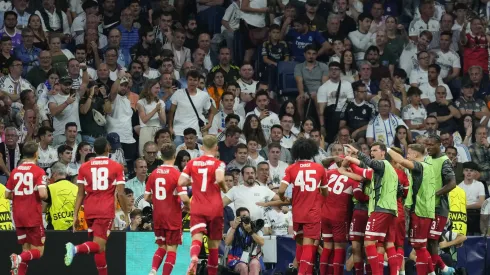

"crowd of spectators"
[0, 0, 490, 270]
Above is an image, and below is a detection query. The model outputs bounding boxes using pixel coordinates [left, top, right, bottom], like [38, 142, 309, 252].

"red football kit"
[6, 162, 47, 246]
[394, 168, 409, 247]
[182, 155, 226, 240]
[77, 156, 125, 240]
[146, 164, 187, 245]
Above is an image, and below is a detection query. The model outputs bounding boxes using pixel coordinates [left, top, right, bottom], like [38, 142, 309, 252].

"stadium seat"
[277, 61, 298, 97]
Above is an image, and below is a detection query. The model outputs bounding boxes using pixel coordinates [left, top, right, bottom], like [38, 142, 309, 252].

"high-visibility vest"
[48, 180, 77, 230]
[0, 184, 13, 230]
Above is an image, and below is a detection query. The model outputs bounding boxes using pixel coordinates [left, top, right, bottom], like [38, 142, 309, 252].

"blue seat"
[277, 61, 298, 97]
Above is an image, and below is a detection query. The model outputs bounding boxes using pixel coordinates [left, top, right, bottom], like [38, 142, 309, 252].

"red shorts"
[394, 213, 406, 247]
[190, 214, 223, 240]
[409, 213, 432, 248]
[364, 212, 396, 243]
[293, 222, 321, 240]
[16, 225, 45, 246]
[349, 209, 368, 242]
[155, 228, 183, 246]
[87, 218, 113, 241]
[322, 217, 348, 243]
[428, 215, 448, 240]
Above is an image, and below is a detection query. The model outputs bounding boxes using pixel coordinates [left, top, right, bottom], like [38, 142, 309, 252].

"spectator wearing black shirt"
[426, 85, 461, 133]
[142, 141, 163, 174]
[95, 63, 115, 91]
[340, 81, 376, 140]
[321, 14, 345, 60]
[365, 46, 391, 82]
[0, 36, 12, 76]
[335, 0, 357, 35]
[218, 125, 242, 164]
[210, 47, 240, 85]
[101, 0, 120, 35]
[466, 65, 490, 102]
[302, 0, 327, 32]
[130, 25, 164, 67]
[183, 17, 198, 53]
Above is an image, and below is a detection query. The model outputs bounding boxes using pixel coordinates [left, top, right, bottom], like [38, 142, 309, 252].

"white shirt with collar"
[225, 184, 276, 221]
[408, 18, 440, 37]
[35, 9, 70, 35]
[176, 143, 204, 159]
[204, 50, 213, 71]
[246, 108, 280, 141]
[280, 133, 297, 149]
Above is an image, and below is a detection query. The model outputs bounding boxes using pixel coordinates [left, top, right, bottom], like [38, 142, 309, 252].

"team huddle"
[5, 134, 457, 275]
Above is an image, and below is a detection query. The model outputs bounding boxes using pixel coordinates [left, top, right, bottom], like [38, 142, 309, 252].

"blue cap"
[107, 132, 121, 149]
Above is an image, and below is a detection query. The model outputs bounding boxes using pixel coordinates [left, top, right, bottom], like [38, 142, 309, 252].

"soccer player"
[178, 135, 228, 275]
[145, 143, 189, 275]
[7, 142, 48, 275]
[425, 134, 456, 275]
[387, 144, 436, 275]
[320, 161, 365, 275]
[343, 143, 398, 275]
[65, 137, 130, 275]
[278, 138, 329, 275]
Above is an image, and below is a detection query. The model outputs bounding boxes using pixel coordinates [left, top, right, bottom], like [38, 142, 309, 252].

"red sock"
[298, 244, 315, 274]
[94, 252, 108, 275]
[296, 244, 303, 269]
[319, 247, 332, 275]
[365, 245, 380, 275]
[17, 262, 27, 275]
[386, 247, 398, 275]
[19, 249, 41, 262]
[366, 263, 372, 275]
[354, 262, 364, 275]
[396, 247, 404, 271]
[163, 251, 176, 275]
[333, 248, 345, 275]
[151, 247, 166, 271]
[378, 253, 385, 274]
[424, 248, 434, 272]
[415, 248, 427, 275]
[190, 240, 202, 259]
[207, 248, 219, 275]
[76, 241, 100, 254]
[431, 253, 446, 270]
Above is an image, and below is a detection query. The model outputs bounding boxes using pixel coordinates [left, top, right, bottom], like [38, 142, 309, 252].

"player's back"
[146, 164, 187, 230]
[6, 162, 46, 227]
[182, 155, 225, 217]
[323, 169, 355, 221]
[77, 156, 125, 220]
[282, 160, 327, 223]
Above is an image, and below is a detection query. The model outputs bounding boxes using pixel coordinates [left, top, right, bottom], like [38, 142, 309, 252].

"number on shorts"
[366, 221, 371, 231]
[155, 178, 166, 200]
[13, 172, 34, 196]
[294, 170, 317, 192]
[430, 220, 437, 230]
[349, 221, 354, 232]
[327, 174, 348, 195]
[198, 168, 208, 192]
[91, 167, 109, 190]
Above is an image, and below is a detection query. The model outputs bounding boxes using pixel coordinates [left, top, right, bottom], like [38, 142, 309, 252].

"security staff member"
[43, 162, 77, 230]
[0, 183, 13, 230]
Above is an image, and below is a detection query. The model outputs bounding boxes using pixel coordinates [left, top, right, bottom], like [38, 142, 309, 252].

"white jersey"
[433, 49, 461, 79]
[408, 18, 440, 38]
[37, 145, 58, 169]
[399, 42, 418, 76]
[0, 75, 33, 95]
[366, 114, 407, 146]
[419, 82, 452, 103]
[264, 209, 292, 236]
[246, 108, 280, 141]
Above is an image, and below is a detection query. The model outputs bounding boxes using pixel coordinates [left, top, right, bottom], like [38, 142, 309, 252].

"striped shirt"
[117, 25, 139, 51]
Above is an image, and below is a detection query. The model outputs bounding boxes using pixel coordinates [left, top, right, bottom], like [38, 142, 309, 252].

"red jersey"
[182, 155, 225, 217]
[463, 33, 489, 74]
[6, 162, 47, 227]
[395, 168, 409, 215]
[146, 164, 187, 230]
[281, 160, 328, 223]
[77, 156, 125, 220]
[323, 170, 362, 222]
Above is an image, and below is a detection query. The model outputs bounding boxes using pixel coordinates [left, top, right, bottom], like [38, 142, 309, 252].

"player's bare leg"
[150, 244, 177, 275]
[298, 237, 316, 275]
[187, 233, 203, 275]
[11, 243, 44, 275]
[66, 236, 108, 275]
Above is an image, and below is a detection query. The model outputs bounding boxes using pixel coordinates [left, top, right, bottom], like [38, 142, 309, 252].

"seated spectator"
[26, 50, 52, 88]
[459, 162, 485, 209]
[0, 58, 34, 102]
[218, 125, 242, 164]
[37, 126, 58, 171]
[246, 90, 280, 141]
[176, 128, 204, 160]
[399, 30, 432, 76]
[409, 51, 432, 87]
[73, 142, 91, 173]
[461, 18, 489, 75]
[210, 47, 240, 86]
[391, 125, 411, 154]
[348, 12, 374, 64]
[259, 125, 292, 163]
[456, 79, 490, 122]
[236, 63, 258, 104]
[162, 28, 190, 71]
[117, 8, 139, 51]
[441, 131, 471, 163]
[432, 31, 460, 84]
[420, 64, 451, 106]
[0, 126, 22, 176]
[326, 127, 354, 156]
[209, 92, 244, 137]
[125, 158, 148, 198]
[282, 17, 328, 62]
[339, 49, 359, 83]
[227, 144, 255, 174]
[466, 65, 490, 102]
[174, 150, 191, 172]
[247, 138, 265, 166]
[279, 113, 297, 149]
[402, 87, 427, 136]
[469, 126, 490, 184]
[242, 114, 268, 149]
[142, 141, 163, 174]
[370, 75, 402, 115]
[426, 86, 460, 133]
[225, 207, 265, 274]
[15, 28, 41, 77]
[366, 98, 409, 146]
[446, 146, 465, 186]
[408, 0, 440, 41]
[374, 30, 397, 75]
[0, 36, 13, 76]
[130, 25, 164, 67]
[365, 46, 390, 82]
[56, 123, 79, 162]
[311, 128, 328, 163]
[266, 142, 288, 186]
[54, 145, 77, 180]
[263, 205, 293, 236]
[135, 51, 160, 80]
[358, 62, 379, 97]
[261, 24, 289, 89]
[107, 132, 127, 167]
[126, 208, 151, 231]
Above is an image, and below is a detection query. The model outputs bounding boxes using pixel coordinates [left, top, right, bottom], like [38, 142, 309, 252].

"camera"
[141, 206, 153, 225]
[240, 216, 264, 233]
[241, 216, 251, 225]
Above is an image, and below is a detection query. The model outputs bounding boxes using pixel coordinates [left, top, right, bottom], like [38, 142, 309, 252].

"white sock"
[442, 265, 449, 272]
[399, 271, 405, 275]
[428, 272, 436, 275]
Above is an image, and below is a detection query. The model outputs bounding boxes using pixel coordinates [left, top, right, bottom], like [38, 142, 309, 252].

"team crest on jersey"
[308, 36, 313, 42]
[362, 109, 366, 114]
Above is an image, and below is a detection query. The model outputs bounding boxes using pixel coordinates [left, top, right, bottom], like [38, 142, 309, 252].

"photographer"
[126, 208, 152, 232]
[225, 207, 265, 275]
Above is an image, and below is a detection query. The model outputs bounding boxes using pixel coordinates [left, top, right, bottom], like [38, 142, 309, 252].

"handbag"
[92, 109, 106, 126]
[185, 89, 205, 128]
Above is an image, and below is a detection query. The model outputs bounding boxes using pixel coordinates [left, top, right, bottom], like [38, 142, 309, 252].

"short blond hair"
[202, 135, 218, 150]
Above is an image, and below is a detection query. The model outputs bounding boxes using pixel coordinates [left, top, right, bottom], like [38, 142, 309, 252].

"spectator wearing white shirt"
[458, 162, 485, 210]
[237, 63, 258, 104]
[311, 129, 329, 164]
[440, 131, 472, 163]
[259, 125, 292, 163]
[35, 0, 71, 36]
[420, 64, 452, 106]
[0, 58, 34, 102]
[247, 138, 265, 165]
[399, 30, 432, 76]
[409, 51, 431, 87]
[432, 31, 461, 82]
[162, 28, 191, 71]
[175, 128, 204, 160]
[263, 206, 293, 236]
[402, 87, 427, 135]
[279, 113, 297, 150]
[209, 92, 244, 137]
[168, 70, 214, 146]
[223, 165, 280, 221]
[197, 33, 215, 72]
[267, 142, 288, 187]
[366, 98, 409, 146]
[70, 0, 99, 42]
[220, 0, 240, 60]
[317, 61, 354, 143]
[408, 0, 440, 41]
[348, 12, 374, 63]
[246, 90, 280, 141]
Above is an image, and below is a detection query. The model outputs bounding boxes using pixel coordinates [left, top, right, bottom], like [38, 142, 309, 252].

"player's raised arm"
[338, 167, 363, 182]
[387, 147, 415, 170]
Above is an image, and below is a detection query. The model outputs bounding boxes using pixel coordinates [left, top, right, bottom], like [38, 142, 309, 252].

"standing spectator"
[294, 45, 328, 121]
[259, 125, 292, 163]
[426, 86, 460, 133]
[339, 81, 375, 140]
[339, 49, 359, 83]
[317, 61, 354, 143]
[136, 79, 166, 156]
[107, 76, 137, 170]
[469, 126, 490, 184]
[218, 125, 242, 164]
[210, 47, 240, 85]
[128, 60, 147, 94]
[106, 132, 127, 167]
[409, 51, 432, 87]
[56, 122, 79, 162]
[261, 24, 289, 89]
[130, 25, 164, 66]
[432, 31, 461, 84]
[220, 0, 240, 58]
[375, 30, 396, 75]
[14, 28, 40, 77]
[366, 98, 408, 146]
[70, 0, 99, 42]
[399, 30, 432, 76]
[335, 0, 357, 35]
[25, 50, 51, 88]
[459, 161, 485, 234]
[196, 33, 216, 72]
[28, 14, 48, 50]
[4, 0, 30, 29]
[365, 46, 390, 82]
[384, 16, 408, 64]
[246, 90, 280, 141]
[126, 158, 148, 199]
[402, 87, 427, 136]
[79, 84, 109, 146]
[209, 92, 244, 137]
[267, 142, 288, 187]
[239, 0, 268, 63]
[107, 29, 131, 68]
[408, 0, 440, 40]
[49, 35, 74, 73]
[162, 28, 190, 71]
[348, 12, 374, 63]
[176, 128, 204, 160]
[117, 8, 139, 51]
[461, 17, 489, 75]
[420, 64, 452, 105]
[35, 0, 70, 36]
[168, 70, 214, 145]
[446, 146, 465, 184]
[237, 63, 258, 103]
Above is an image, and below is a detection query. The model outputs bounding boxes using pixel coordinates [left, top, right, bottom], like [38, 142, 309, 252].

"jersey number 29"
[13, 172, 34, 196]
